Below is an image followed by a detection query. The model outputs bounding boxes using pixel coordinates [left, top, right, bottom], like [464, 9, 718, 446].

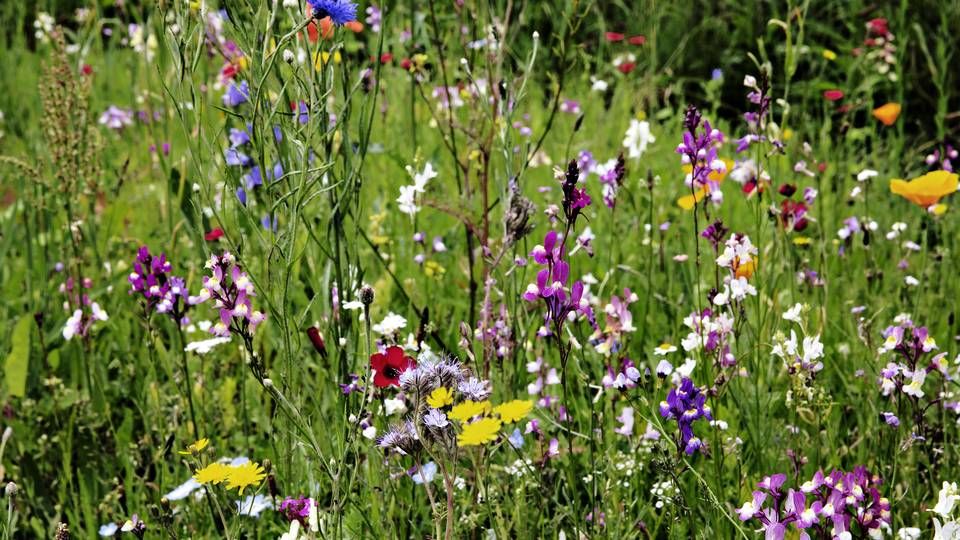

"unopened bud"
[4, 482, 17, 498]
[283, 49, 295, 63]
[359, 285, 375, 306]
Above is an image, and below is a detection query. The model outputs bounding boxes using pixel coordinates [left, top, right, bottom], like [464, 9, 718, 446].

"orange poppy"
[872, 102, 901, 126]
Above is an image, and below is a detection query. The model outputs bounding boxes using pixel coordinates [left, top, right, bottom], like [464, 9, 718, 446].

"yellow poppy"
[889, 170, 958, 207]
[872, 103, 901, 126]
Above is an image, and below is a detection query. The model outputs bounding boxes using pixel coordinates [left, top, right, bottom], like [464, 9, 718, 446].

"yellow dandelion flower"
[457, 417, 502, 447]
[193, 462, 231, 485]
[493, 400, 534, 424]
[225, 462, 266, 495]
[427, 387, 454, 409]
[178, 437, 210, 456]
[449, 400, 492, 422]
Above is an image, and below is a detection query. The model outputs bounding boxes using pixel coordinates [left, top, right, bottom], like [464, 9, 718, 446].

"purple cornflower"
[308, 0, 358, 25]
[659, 377, 712, 455]
[128, 246, 190, 322]
[187, 252, 266, 337]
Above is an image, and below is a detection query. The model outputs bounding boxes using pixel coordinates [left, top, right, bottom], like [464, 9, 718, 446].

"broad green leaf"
[4, 315, 32, 397]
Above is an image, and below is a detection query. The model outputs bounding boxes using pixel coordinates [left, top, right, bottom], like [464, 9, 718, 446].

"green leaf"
[4, 315, 33, 397]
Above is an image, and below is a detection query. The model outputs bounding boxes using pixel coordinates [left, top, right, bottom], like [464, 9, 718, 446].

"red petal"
[605, 32, 625, 42]
[628, 35, 646, 45]
[204, 228, 224, 241]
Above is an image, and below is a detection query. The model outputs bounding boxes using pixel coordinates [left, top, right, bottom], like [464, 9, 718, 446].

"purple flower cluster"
[188, 252, 265, 337]
[737, 468, 891, 539]
[659, 377, 712, 454]
[279, 496, 316, 524]
[675, 105, 726, 191]
[522, 231, 595, 332]
[128, 246, 189, 322]
[560, 160, 591, 224]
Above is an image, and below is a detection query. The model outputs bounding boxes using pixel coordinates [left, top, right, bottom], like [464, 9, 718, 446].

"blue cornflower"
[307, 0, 358, 25]
[222, 80, 250, 107]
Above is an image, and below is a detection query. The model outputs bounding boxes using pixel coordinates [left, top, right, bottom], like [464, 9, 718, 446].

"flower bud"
[4, 482, 17, 498]
[359, 285, 375, 306]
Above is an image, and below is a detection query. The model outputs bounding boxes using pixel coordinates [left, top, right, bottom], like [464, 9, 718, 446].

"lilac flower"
[187, 252, 266, 337]
[423, 409, 449, 429]
[308, 0, 358, 26]
[659, 377, 712, 455]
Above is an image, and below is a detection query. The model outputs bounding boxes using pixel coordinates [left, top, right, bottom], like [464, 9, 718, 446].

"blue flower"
[308, 0, 358, 25]
[222, 80, 250, 107]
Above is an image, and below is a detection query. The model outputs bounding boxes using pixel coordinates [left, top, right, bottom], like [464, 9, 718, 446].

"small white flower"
[622, 119, 655, 159]
[783, 303, 804, 323]
[184, 336, 232, 355]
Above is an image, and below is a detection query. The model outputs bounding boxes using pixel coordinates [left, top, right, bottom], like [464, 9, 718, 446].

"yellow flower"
[931, 203, 948, 216]
[677, 159, 734, 210]
[424, 260, 446, 278]
[178, 437, 210, 456]
[225, 462, 266, 495]
[427, 387, 454, 409]
[193, 462, 231, 485]
[889, 170, 958, 207]
[493, 400, 533, 424]
[792, 236, 812, 246]
[822, 49, 837, 61]
[872, 102, 901, 126]
[313, 50, 343, 69]
[449, 400, 491, 422]
[733, 256, 758, 280]
[457, 417, 502, 447]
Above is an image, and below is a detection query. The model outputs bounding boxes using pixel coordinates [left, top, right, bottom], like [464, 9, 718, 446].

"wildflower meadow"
[3, 1, 960, 538]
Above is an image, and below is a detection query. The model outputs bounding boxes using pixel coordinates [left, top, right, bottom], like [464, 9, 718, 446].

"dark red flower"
[823, 89, 844, 101]
[778, 183, 797, 197]
[605, 32, 625, 42]
[400, 58, 412, 71]
[617, 62, 636, 74]
[628, 35, 646, 46]
[204, 228, 224, 241]
[306, 327, 327, 358]
[370, 346, 416, 388]
[867, 18, 889, 36]
[379, 53, 393, 64]
[81, 64, 93, 76]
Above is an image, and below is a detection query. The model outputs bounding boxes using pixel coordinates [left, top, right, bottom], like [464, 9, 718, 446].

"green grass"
[0, 0, 959, 538]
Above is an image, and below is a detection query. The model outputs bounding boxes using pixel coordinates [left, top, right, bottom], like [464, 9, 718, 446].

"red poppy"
[605, 32, 624, 42]
[370, 346, 416, 387]
[628, 35, 646, 46]
[204, 228, 224, 241]
[823, 89, 844, 101]
[617, 62, 636, 74]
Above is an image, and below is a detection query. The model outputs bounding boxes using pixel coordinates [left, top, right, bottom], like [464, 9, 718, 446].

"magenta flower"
[188, 252, 266, 337]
